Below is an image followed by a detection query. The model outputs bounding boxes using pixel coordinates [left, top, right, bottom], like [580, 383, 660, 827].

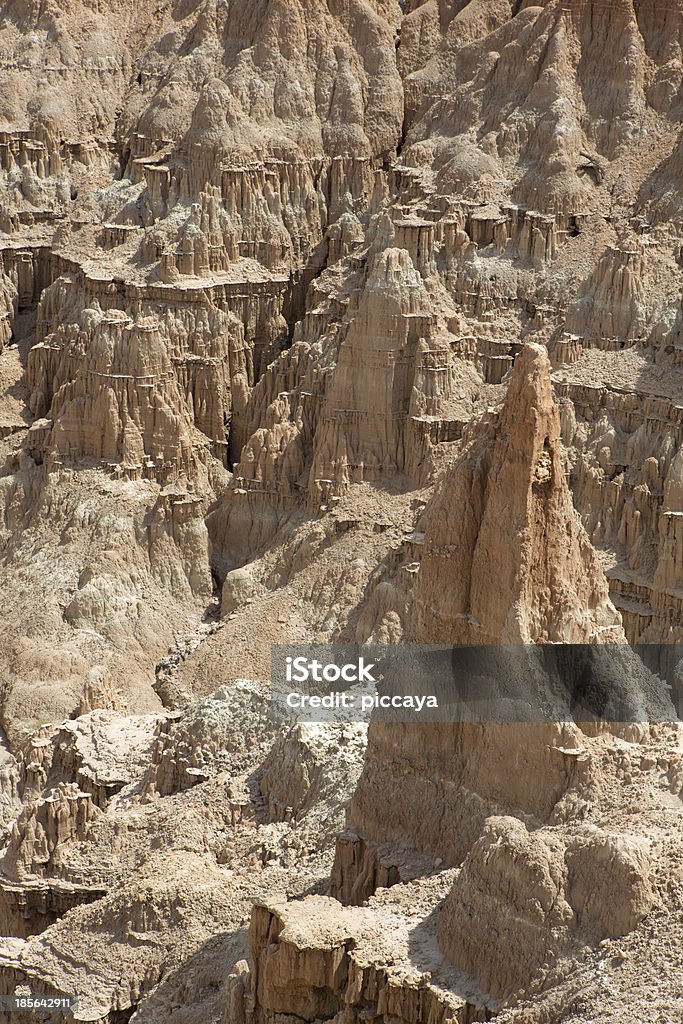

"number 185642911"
[0, 995, 77, 1011]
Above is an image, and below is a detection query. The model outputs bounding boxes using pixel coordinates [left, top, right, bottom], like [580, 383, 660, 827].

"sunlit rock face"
[0, 2, 682, 1022]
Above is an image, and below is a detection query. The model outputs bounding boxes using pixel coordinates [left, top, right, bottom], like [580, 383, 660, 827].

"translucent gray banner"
[270, 644, 683, 724]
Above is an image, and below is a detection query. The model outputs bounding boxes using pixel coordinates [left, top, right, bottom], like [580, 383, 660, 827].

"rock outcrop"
[0, 269, 17, 352]
[564, 237, 649, 353]
[29, 308, 205, 484]
[259, 723, 366, 827]
[2, 784, 100, 883]
[326, 345, 675, 1006]
[227, 890, 490, 1024]
[142, 682, 275, 797]
[0, 2, 683, 1022]
[53, 711, 163, 807]
[409, 342, 623, 644]
[308, 246, 454, 501]
[436, 816, 654, 1000]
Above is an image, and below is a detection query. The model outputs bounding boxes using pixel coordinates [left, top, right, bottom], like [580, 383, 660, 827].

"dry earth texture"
[0, 0, 681, 1021]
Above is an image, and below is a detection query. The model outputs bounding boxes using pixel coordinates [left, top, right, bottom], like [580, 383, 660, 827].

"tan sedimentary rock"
[26, 303, 207, 484]
[0, 462, 216, 737]
[409, 342, 622, 644]
[229, 893, 488, 1024]
[565, 237, 649, 351]
[206, 260, 363, 571]
[0, 269, 17, 351]
[437, 817, 574, 1000]
[18, 731, 55, 795]
[29, 273, 254, 468]
[142, 682, 275, 798]
[309, 246, 455, 502]
[404, 0, 663, 215]
[436, 816, 654, 1000]
[210, 228, 468, 570]
[556, 372, 683, 643]
[328, 347, 671, 1007]
[327, 202, 365, 265]
[238, 394, 306, 500]
[31, 258, 277, 421]
[330, 345, 637, 905]
[8, 850, 265, 1022]
[563, 825, 655, 941]
[438, 204, 561, 273]
[259, 723, 366, 824]
[0, 245, 53, 311]
[331, 354, 671, 905]
[53, 711, 163, 808]
[1, 2, 683, 1021]
[332, 714, 591, 906]
[0, 746, 22, 844]
[174, 186, 241, 277]
[163, 304, 250, 462]
[66, 484, 212, 636]
[2, 783, 100, 882]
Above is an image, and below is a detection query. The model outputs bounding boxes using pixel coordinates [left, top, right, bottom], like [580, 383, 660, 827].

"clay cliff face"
[32, 309, 203, 483]
[409, 342, 622, 644]
[3, 0, 683, 664]
[0, 1, 682, 1022]
[322, 362, 679, 1010]
[330, 348, 671, 907]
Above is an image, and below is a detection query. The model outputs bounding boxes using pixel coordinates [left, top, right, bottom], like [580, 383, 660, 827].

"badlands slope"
[0, 0, 681, 1021]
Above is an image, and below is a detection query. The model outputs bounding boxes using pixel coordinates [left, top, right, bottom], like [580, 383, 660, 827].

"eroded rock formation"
[229, 892, 489, 1024]
[0, 1, 682, 1021]
[409, 342, 623, 644]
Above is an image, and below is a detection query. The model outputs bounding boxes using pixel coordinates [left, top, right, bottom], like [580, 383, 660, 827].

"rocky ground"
[0, 0, 682, 1021]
